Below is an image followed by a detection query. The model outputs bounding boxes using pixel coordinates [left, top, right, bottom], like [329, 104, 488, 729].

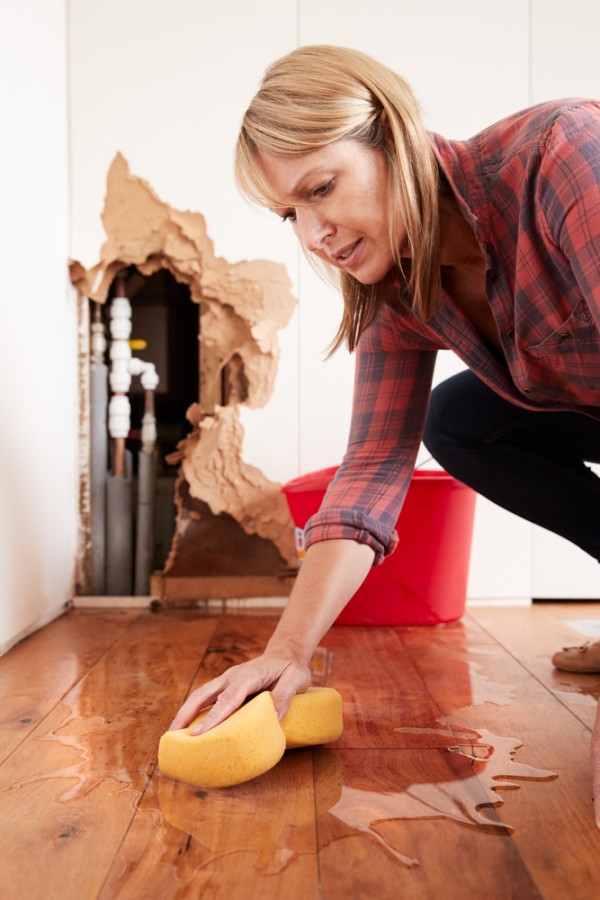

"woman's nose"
[295, 208, 333, 253]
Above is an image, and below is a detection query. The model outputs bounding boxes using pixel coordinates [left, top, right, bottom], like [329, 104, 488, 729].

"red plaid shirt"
[305, 99, 600, 563]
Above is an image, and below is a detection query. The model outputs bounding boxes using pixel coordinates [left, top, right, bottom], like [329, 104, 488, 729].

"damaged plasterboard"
[70, 153, 297, 567]
[171, 404, 296, 543]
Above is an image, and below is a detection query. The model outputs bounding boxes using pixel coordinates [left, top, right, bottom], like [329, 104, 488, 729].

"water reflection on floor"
[156, 727, 557, 875]
[143, 635, 562, 876]
[8, 629, 563, 885]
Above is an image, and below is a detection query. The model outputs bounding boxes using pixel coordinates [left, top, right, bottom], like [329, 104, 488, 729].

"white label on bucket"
[294, 527, 305, 564]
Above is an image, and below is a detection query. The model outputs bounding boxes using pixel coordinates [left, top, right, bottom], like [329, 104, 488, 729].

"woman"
[170, 45, 600, 817]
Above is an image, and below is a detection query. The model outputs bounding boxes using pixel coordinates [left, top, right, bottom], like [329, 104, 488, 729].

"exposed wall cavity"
[70, 154, 297, 575]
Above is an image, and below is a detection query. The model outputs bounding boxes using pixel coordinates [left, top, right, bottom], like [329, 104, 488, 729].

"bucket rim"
[281, 466, 459, 493]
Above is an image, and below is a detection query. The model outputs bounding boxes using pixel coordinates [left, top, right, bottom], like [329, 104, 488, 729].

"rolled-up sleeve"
[304, 302, 439, 564]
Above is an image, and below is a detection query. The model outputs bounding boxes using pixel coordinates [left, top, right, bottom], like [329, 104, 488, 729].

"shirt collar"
[428, 131, 489, 247]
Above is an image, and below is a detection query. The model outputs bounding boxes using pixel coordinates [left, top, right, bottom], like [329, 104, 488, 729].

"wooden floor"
[2, 602, 600, 898]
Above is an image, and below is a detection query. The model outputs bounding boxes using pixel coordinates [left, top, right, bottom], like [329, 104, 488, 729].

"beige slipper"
[552, 639, 600, 673]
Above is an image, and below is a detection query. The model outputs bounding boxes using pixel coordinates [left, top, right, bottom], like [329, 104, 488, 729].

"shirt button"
[506, 329, 515, 339]
[523, 388, 534, 394]
[487, 270, 497, 282]
[559, 332, 573, 342]
[482, 242, 490, 253]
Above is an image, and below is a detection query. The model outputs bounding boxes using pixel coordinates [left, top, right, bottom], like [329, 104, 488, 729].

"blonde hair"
[235, 45, 440, 353]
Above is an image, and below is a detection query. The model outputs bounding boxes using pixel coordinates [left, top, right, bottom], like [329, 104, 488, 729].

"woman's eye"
[313, 181, 332, 198]
[282, 210, 297, 224]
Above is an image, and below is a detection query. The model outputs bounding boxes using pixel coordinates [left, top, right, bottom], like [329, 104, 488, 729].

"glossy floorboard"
[2, 603, 600, 898]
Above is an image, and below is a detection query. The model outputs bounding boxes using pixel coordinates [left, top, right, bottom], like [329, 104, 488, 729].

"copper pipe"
[144, 387, 155, 416]
[113, 436, 126, 478]
[114, 274, 127, 297]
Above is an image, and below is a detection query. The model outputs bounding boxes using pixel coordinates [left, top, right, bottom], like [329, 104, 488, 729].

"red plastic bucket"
[282, 467, 476, 626]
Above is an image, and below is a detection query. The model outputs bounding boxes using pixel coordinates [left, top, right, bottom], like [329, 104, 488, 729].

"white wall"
[528, 0, 600, 597]
[0, 0, 77, 651]
[64, 1, 600, 605]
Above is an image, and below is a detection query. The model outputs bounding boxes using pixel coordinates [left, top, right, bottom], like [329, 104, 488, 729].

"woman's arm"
[170, 318, 437, 736]
[169, 538, 375, 734]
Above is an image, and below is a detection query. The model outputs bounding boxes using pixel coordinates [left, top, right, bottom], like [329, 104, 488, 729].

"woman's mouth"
[333, 239, 362, 269]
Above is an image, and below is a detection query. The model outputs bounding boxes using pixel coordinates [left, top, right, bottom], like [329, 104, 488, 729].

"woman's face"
[259, 139, 399, 285]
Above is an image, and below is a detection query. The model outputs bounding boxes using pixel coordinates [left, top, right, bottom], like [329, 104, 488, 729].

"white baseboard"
[70, 595, 289, 610]
[71, 595, 154, 609]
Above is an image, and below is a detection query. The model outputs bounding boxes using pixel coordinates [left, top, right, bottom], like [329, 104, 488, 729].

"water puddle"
[310, 646, 334, 686]
[7, 639, 558, 882]
[151, 642, 556, 876]
[156, 751, 324, 876]
[419, 642, 518, 708]
[10, 701, 141, 803]
[156, 729, 556, 874]
[552, 680, 600, 709]
[326, 727, 555, 867]
[561, 618, 600, 640]
[465, 659, 516, 706]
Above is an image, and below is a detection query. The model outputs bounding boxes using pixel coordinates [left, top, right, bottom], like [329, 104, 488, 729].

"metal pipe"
[134, 449, 156, 595]
[135, 381, 158, 595]
[90, 363, 108, 594]
[90, 302, 108, 594]
[106, 459, 133, 596]
[113, 437, 127, 478]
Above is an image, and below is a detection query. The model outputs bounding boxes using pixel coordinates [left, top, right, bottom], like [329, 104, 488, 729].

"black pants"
[423, 370, 600, 562]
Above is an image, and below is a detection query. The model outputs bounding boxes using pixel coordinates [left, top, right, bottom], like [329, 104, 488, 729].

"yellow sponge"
[159, 686, 344, 788]
[158, 691, 286, 788]
[280, 687, 344, 749]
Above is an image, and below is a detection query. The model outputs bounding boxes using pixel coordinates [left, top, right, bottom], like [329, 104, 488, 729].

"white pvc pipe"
[108, 296, 132, 442]
[108, 297, 160, 441]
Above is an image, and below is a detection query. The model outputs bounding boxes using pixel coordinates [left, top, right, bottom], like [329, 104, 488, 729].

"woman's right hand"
[168, 649, 312, 736]
[169, 539, 375, 738]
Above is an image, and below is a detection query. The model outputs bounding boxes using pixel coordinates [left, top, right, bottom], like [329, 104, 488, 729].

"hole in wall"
[103, 267, 199, 574]
[73, 153, 298, 601]
[123, 269, 198, 462]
